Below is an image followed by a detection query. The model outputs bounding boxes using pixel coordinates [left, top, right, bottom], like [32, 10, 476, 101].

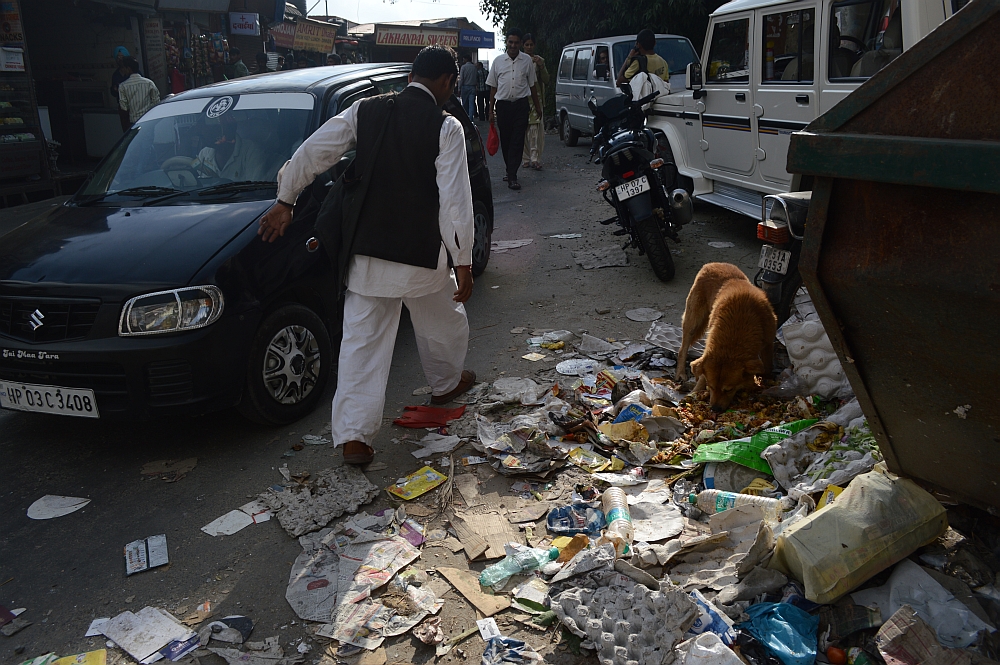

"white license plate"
[758, 245, 792, 275]
[615, 175, 650, 200]
[0, 381, 100, 418]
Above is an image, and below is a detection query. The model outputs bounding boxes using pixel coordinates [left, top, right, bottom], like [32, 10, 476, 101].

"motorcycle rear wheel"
[634, 216, 675, 282]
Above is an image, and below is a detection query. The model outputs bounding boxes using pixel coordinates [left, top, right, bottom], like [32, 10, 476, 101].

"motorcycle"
[754, 191, 811, 322]
[588, 83, 693, 282]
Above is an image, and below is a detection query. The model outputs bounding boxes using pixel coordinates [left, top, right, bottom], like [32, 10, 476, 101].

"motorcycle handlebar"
[635, 90, 661, 106]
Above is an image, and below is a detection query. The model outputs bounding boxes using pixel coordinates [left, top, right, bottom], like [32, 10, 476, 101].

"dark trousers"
[495, 97, 530, 181]
[476, 91, 488, 120]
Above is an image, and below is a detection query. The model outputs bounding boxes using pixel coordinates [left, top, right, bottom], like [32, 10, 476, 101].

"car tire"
[634, 216, 676, 282]
[472, 199, 492, 277]
[238, 304, 333, 425]
[561, 115, 579, 147]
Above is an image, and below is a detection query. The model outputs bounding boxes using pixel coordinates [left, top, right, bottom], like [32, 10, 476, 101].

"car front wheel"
[238, 304, 333, 425]
[472, 200, 492, 277]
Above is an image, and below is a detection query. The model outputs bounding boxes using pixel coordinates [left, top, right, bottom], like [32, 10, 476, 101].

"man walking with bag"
[487, 28, 542, 190]
[257, 45, 477, 465]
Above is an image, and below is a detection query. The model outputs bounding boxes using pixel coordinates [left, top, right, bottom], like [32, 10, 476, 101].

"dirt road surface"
[0, 129, 763, 665]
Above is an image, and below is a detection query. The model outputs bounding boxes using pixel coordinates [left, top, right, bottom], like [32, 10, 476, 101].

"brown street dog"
[676, 263, 777, 412]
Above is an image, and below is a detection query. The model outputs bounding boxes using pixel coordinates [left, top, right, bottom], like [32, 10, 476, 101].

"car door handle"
[735, 93, 746, 102]
[796, 94, 810, 104]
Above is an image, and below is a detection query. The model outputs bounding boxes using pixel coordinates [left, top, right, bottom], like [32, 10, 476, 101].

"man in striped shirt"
[118, 57, 161, 125]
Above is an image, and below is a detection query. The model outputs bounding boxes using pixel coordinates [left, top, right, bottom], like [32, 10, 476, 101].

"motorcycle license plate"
[758, 245, 792, 275]
[615, 175, 650, 200]
[0, 381, 100, 418]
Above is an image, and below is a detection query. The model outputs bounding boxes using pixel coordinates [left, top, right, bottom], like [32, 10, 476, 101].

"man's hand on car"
[258, 201, 293, 242]
[453, 266, 473, 303]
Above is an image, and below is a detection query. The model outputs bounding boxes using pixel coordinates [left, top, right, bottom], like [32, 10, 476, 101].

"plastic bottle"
[598, 487, 634, 557]
[479, 545, 559, 588]
[689, 489, 782, 522]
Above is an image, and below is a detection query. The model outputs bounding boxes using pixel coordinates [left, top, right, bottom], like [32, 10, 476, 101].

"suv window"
[706, 18, 750, 83]
[375, 76, 408, 94]
[558, 49, 574, 79]
[829, 0, 902, 80]
[329, 85, 375, 119]
[612, 38, 699, 80]
[762, 9, 816, 83]
[572, 48, 592, 81]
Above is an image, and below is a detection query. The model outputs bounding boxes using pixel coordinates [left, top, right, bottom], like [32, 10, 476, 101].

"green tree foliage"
[481, 0, 727, 114]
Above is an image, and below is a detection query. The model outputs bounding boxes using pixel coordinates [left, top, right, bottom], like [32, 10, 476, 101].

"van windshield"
[76, 93, 313, 203]
[613, 38, 698, 77]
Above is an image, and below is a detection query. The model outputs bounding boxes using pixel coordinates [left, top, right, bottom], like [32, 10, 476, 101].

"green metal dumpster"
[786, 0, 1000, 512]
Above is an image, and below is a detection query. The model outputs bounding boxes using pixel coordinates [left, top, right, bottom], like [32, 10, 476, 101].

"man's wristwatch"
[275, 198, 294, 209]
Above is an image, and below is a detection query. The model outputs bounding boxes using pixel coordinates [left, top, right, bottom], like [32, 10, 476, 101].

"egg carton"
[644, 322, 705, 358]
[780, 318, 845, 398]
[552, 581, 699, 665]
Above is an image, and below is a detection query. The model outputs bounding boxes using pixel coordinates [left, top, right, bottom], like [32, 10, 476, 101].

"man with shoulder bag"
[257, 45, 477, 465]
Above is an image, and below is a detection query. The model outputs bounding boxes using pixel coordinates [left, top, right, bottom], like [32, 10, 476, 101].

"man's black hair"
[461, 53, 471, 62]
[327, 53, 342, 64]
[506, 27, 524, 41]
[230, 46, 241, 57]
[637, 29, 656, 51]
[412, 45, 458, 81]
[123, 56, 140, 73]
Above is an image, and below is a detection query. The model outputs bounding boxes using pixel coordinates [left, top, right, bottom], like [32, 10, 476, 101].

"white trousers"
[330, 280, 469, 446]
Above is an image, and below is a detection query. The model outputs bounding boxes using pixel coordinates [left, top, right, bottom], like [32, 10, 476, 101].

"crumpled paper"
[259, 466, 379, 537]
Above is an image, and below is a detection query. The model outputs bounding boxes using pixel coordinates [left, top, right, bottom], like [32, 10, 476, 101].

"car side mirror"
[685, 62, 703, 91]
[594, 63, 609, 80]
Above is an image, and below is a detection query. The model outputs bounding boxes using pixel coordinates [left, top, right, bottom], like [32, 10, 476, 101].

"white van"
[555, 34, 699, 146]
[650, 0, 965, 218]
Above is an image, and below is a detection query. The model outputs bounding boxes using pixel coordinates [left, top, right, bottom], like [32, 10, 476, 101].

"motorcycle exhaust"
[669, 189, 693, 225]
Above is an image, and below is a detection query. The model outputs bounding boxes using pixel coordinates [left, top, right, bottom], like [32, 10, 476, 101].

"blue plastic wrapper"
[481, 636, 541, 664]
[612, 403, 651, 423]
[686, 589, 737, 645]
[737, 602, 819, 665]
[546, 503, 605, 536]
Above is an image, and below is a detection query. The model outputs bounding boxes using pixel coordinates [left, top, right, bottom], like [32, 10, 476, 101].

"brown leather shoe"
[343, 440, 374, 465]
[431, 370, 477, 405]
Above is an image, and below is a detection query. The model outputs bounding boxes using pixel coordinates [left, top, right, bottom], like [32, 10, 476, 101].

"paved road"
[0, 130, 763, 665]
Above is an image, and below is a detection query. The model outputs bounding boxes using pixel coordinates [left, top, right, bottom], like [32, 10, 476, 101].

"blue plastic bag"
[736, 602, 818, 665]
[546, 503, 604, 535]
[481, 636, 540, 664]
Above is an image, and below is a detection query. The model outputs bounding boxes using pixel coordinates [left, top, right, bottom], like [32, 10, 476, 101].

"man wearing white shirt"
[257, 46, 476, 465]
[487, 28, 542, 190]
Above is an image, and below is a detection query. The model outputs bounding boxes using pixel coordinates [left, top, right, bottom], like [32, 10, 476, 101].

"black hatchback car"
[0, 64, 494, 424]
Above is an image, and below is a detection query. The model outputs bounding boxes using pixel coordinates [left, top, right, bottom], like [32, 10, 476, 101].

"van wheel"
[561, 115, 579, 147]
[472, 200, 492, 277]
[238, 304, 332, 425]
[634, 216, 675, 282]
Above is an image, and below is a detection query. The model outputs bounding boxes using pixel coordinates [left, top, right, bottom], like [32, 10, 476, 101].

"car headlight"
[119, 286, 224, 336]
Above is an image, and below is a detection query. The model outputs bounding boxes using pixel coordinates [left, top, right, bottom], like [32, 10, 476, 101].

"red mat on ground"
[393, 404, 466, 428]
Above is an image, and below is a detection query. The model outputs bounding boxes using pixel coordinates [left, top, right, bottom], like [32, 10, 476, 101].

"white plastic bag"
[629, 71, 671, 110]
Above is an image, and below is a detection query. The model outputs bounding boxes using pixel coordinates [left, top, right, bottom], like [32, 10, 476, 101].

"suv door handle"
[796, 94, 810, 104]
[735, 93, 746, 102]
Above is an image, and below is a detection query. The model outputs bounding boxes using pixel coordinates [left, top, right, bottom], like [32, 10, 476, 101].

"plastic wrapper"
[769, 469, 948, 604]
[736, 602, 819, 665]
[691, 419, 817, 475]
[547, 503, 605, 536]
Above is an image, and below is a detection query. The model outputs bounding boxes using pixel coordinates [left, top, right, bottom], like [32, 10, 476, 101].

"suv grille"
[0, 297, 102, 343]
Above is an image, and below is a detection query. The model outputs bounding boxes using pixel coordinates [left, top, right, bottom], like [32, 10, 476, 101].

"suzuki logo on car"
[29, 309, 44, 330]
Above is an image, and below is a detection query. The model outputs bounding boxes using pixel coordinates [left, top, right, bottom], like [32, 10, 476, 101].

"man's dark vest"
[351, 86, 448, 269]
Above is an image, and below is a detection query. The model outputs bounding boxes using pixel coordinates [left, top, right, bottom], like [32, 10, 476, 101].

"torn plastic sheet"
[258, 466, 380, 537]
[481, 636, 543, 665]
[761, 399, 879, 497]
[410, 433, 462, 459]
[668, 505, 774, 591]
[551, 543, 617, 583]
[489, 377, 546, 405]
[578, 333, 619, 357]
[645, 322, 704, 358]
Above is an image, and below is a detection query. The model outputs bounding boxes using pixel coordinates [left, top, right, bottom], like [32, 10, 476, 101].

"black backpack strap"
[636, 54, 648, 74]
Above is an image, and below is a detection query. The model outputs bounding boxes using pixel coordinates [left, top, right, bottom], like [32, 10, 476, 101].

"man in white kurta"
[257, 46, 476, 464]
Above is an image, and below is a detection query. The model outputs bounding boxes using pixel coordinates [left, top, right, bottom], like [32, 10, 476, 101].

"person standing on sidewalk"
[521, 34, 549, 170]
[256, 45, 477, 466]
[118, 57, 161, 125]
[225, 47, 250, 79]
[475, 62, 488, 120]
[487, 28, 542, 190]
[459, 54, 477, 119]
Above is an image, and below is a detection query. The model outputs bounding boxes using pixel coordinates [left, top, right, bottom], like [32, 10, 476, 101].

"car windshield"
[613, 38, 699, 76]
[76, 92, 313, 203]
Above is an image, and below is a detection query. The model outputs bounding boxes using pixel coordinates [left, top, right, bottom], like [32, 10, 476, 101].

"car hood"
[0, 200, 272, 286]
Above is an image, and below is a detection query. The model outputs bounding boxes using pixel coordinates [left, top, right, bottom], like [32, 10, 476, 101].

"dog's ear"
[690, 358, 703, 377]
[745, 358, 765, 377]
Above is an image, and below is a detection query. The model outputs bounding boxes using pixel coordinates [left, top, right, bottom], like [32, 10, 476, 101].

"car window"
[572, 48, 592, 81]
[335, 86, 376, 117]
[558, 50, 574, 79]
[612, 38, 699, 78]
[829, 0, 902, 80]
[706, 18, 751, 83]
[762, 9, 816, 83]
[77, 93, 313, 200]
[593, 46, 611, 82]
[374, 76, 408, 94]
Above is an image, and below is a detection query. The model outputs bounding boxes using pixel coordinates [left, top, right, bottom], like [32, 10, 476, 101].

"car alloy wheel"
[263, 324, 321, 404]
[472, 200, 492, 277]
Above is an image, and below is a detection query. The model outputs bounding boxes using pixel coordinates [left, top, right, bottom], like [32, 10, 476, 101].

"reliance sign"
[459, 30, 494, 48]
[375, 26, 458, 48]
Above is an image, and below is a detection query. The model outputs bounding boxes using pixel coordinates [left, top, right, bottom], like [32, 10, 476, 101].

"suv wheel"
[472, 200, 492, 277]
[561, 115, 579, 147]
[238, 304, 332, 425]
